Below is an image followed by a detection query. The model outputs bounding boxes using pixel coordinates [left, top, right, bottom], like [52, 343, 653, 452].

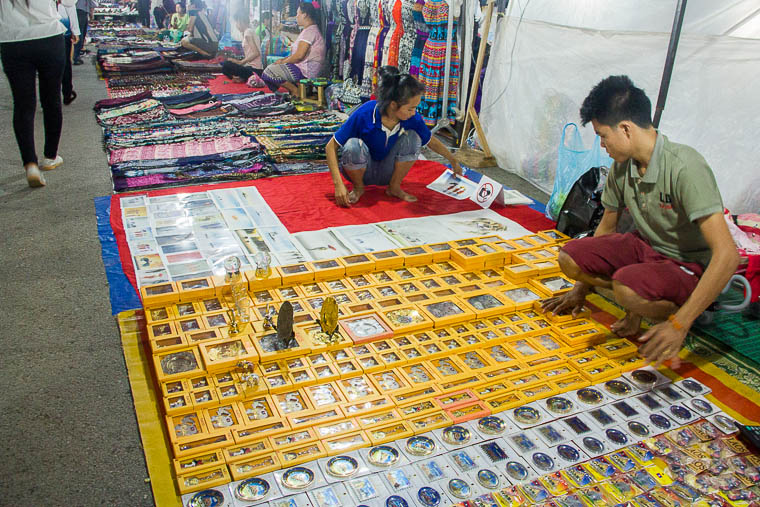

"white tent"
[480, 0, 760, 213]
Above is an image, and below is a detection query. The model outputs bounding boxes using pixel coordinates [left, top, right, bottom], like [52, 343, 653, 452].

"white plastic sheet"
[481, 10, 760, 212]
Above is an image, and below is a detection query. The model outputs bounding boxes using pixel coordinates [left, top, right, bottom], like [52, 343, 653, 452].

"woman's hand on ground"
[334, 182, 350, 207]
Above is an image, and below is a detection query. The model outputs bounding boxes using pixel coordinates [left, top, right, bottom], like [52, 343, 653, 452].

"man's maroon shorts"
[560, 232, 704, 306]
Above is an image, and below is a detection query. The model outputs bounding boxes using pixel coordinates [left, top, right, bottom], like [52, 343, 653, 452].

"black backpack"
[556, 166, 607, 238]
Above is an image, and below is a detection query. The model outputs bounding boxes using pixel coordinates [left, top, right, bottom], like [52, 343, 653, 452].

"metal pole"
[653, 0, 687, 128]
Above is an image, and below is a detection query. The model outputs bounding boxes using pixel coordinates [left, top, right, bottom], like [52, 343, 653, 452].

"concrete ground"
[0, 59, 549, 506]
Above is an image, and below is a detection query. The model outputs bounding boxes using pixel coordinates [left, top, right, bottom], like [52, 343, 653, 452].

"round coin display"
[557, 444, 580, 463]
[605, 428, 629, 445]
[235, 478, 269, 501]
[631, 370, 658, 388]
[545, 396, 574, 415]
[386, 495, 409, 507]
[582, 436, 605, 454]
[281, 466, 315, 489]
[681, 379, 703, 393]
[442, 425, 471, 445]
[447, 478, 472, 499]
[576, 388, 604, 405]
[627, 421, 650, 437]
[505, 461, 528, 481]
[689, 398, 713, 414]
[669, 405, 693, 421]
[326, 455, 359, 478]
[477, 416, 506, 435]
[531, 452, 555, 472]
[187, 489, 225, 507]
[406, 436, 436, 456]
[417, 486, 441, 507]
[604, 380, 632, 396]
[368, 445, 400, 467]
[513, 406, 541, 425]
[649, 413, 672, 430]
[714, 415, 737, 432]
[476, 469, 500, 489]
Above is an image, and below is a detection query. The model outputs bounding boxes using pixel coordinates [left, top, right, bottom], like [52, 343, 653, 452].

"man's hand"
[541, 285, 588, 317]
[71, 34, 79, 44]
[334, 182, 350, 207]
[451, 160, 463, 176]
[638, 321, 688, 368]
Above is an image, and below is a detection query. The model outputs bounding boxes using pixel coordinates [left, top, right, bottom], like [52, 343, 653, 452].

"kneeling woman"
[326, 66, 462, 206]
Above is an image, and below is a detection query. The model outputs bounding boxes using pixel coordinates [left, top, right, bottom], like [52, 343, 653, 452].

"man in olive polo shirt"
[542, 75, 740, 368]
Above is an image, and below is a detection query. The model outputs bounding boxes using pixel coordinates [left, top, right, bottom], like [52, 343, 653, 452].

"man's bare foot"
[386, 187, 417, 202]
[348, 187, 365, 204]
[611, 312, 642, 337]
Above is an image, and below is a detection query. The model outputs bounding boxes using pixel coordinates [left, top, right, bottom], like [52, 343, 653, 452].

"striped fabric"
[418, 0, 458, 127]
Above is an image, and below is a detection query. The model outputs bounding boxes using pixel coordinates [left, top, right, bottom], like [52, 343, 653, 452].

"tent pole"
[459, 0, 493, 150]
[653, 0, 687, 128]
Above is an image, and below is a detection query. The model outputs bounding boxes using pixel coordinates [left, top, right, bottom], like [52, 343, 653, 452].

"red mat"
[111, 160, 554, 293]
[206, 74, 270, 95]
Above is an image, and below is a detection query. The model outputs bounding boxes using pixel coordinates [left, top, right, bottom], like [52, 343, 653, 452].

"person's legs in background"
[62, 34, 76, 105]
[153, 7, 166, 28]
[73, 8, 88, 64]
[221, 61, 254, 82]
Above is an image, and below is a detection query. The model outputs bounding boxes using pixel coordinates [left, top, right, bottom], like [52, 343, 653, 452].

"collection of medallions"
[138, 230, 751, 506]
[178, 372, 757, 507]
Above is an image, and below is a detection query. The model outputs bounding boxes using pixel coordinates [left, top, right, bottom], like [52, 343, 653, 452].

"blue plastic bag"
[546, 123, 612, 220]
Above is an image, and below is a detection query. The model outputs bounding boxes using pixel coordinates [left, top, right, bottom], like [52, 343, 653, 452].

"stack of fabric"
[99, 50, 173, 76]
[238, 110, 347, 164]
[106, 72, 214, 98]
[95, 92, 269, 191]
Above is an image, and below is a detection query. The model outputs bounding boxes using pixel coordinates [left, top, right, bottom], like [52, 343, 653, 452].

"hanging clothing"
[418, 0, 458, 126]
[397, 0, 416, 73]
[375, 0, 391, 68]
[350, 0, 370, 86]
[360, 0, 381, 97]
[408, 0, 428, 77]
[386, 0, 404, 67]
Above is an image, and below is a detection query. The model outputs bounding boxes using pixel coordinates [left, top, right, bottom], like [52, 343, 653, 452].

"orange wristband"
[668, 314, 683, 330]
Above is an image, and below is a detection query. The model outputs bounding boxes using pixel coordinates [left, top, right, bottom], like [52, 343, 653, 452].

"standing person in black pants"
[57, 0, 80, 105]
[137, 0, 151, 26]
[0, 0, 71, 187]
[73, 0, 95, 65]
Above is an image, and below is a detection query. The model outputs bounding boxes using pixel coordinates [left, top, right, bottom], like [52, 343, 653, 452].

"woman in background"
[260, 1, 325, 95]
[1, 0, 71, 187]
[221, 8, 263, 82]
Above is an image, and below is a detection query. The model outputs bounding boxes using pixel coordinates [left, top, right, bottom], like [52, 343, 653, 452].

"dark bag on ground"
[556, 166, 607, 237]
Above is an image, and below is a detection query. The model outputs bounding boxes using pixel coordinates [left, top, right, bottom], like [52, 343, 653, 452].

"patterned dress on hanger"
[386, 0, 403, 67]
[408, 0, 428, 78]
[360, 0, 382, 97]
[376, 0, 393, 67]
[397, 0, 416, 73]
[351, 0, 372, 87]
[339, 0, 353, 79]
[418, 0, 459, 126]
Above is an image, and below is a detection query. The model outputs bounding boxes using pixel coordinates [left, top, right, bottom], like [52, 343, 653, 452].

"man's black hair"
[580, 75, 653, 128]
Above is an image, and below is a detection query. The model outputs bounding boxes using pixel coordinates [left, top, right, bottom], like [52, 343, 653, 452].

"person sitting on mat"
[181, 0, 218, 58]
[541, 75, 740, 368]
[221, 8, 263, 83]
[326, 66, 463, 206]
[169, 2, 190, 32]
[260, 1, 324, 95]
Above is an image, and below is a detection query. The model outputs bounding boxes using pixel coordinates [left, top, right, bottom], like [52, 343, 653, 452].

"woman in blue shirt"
[326, 66, 462, 207]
